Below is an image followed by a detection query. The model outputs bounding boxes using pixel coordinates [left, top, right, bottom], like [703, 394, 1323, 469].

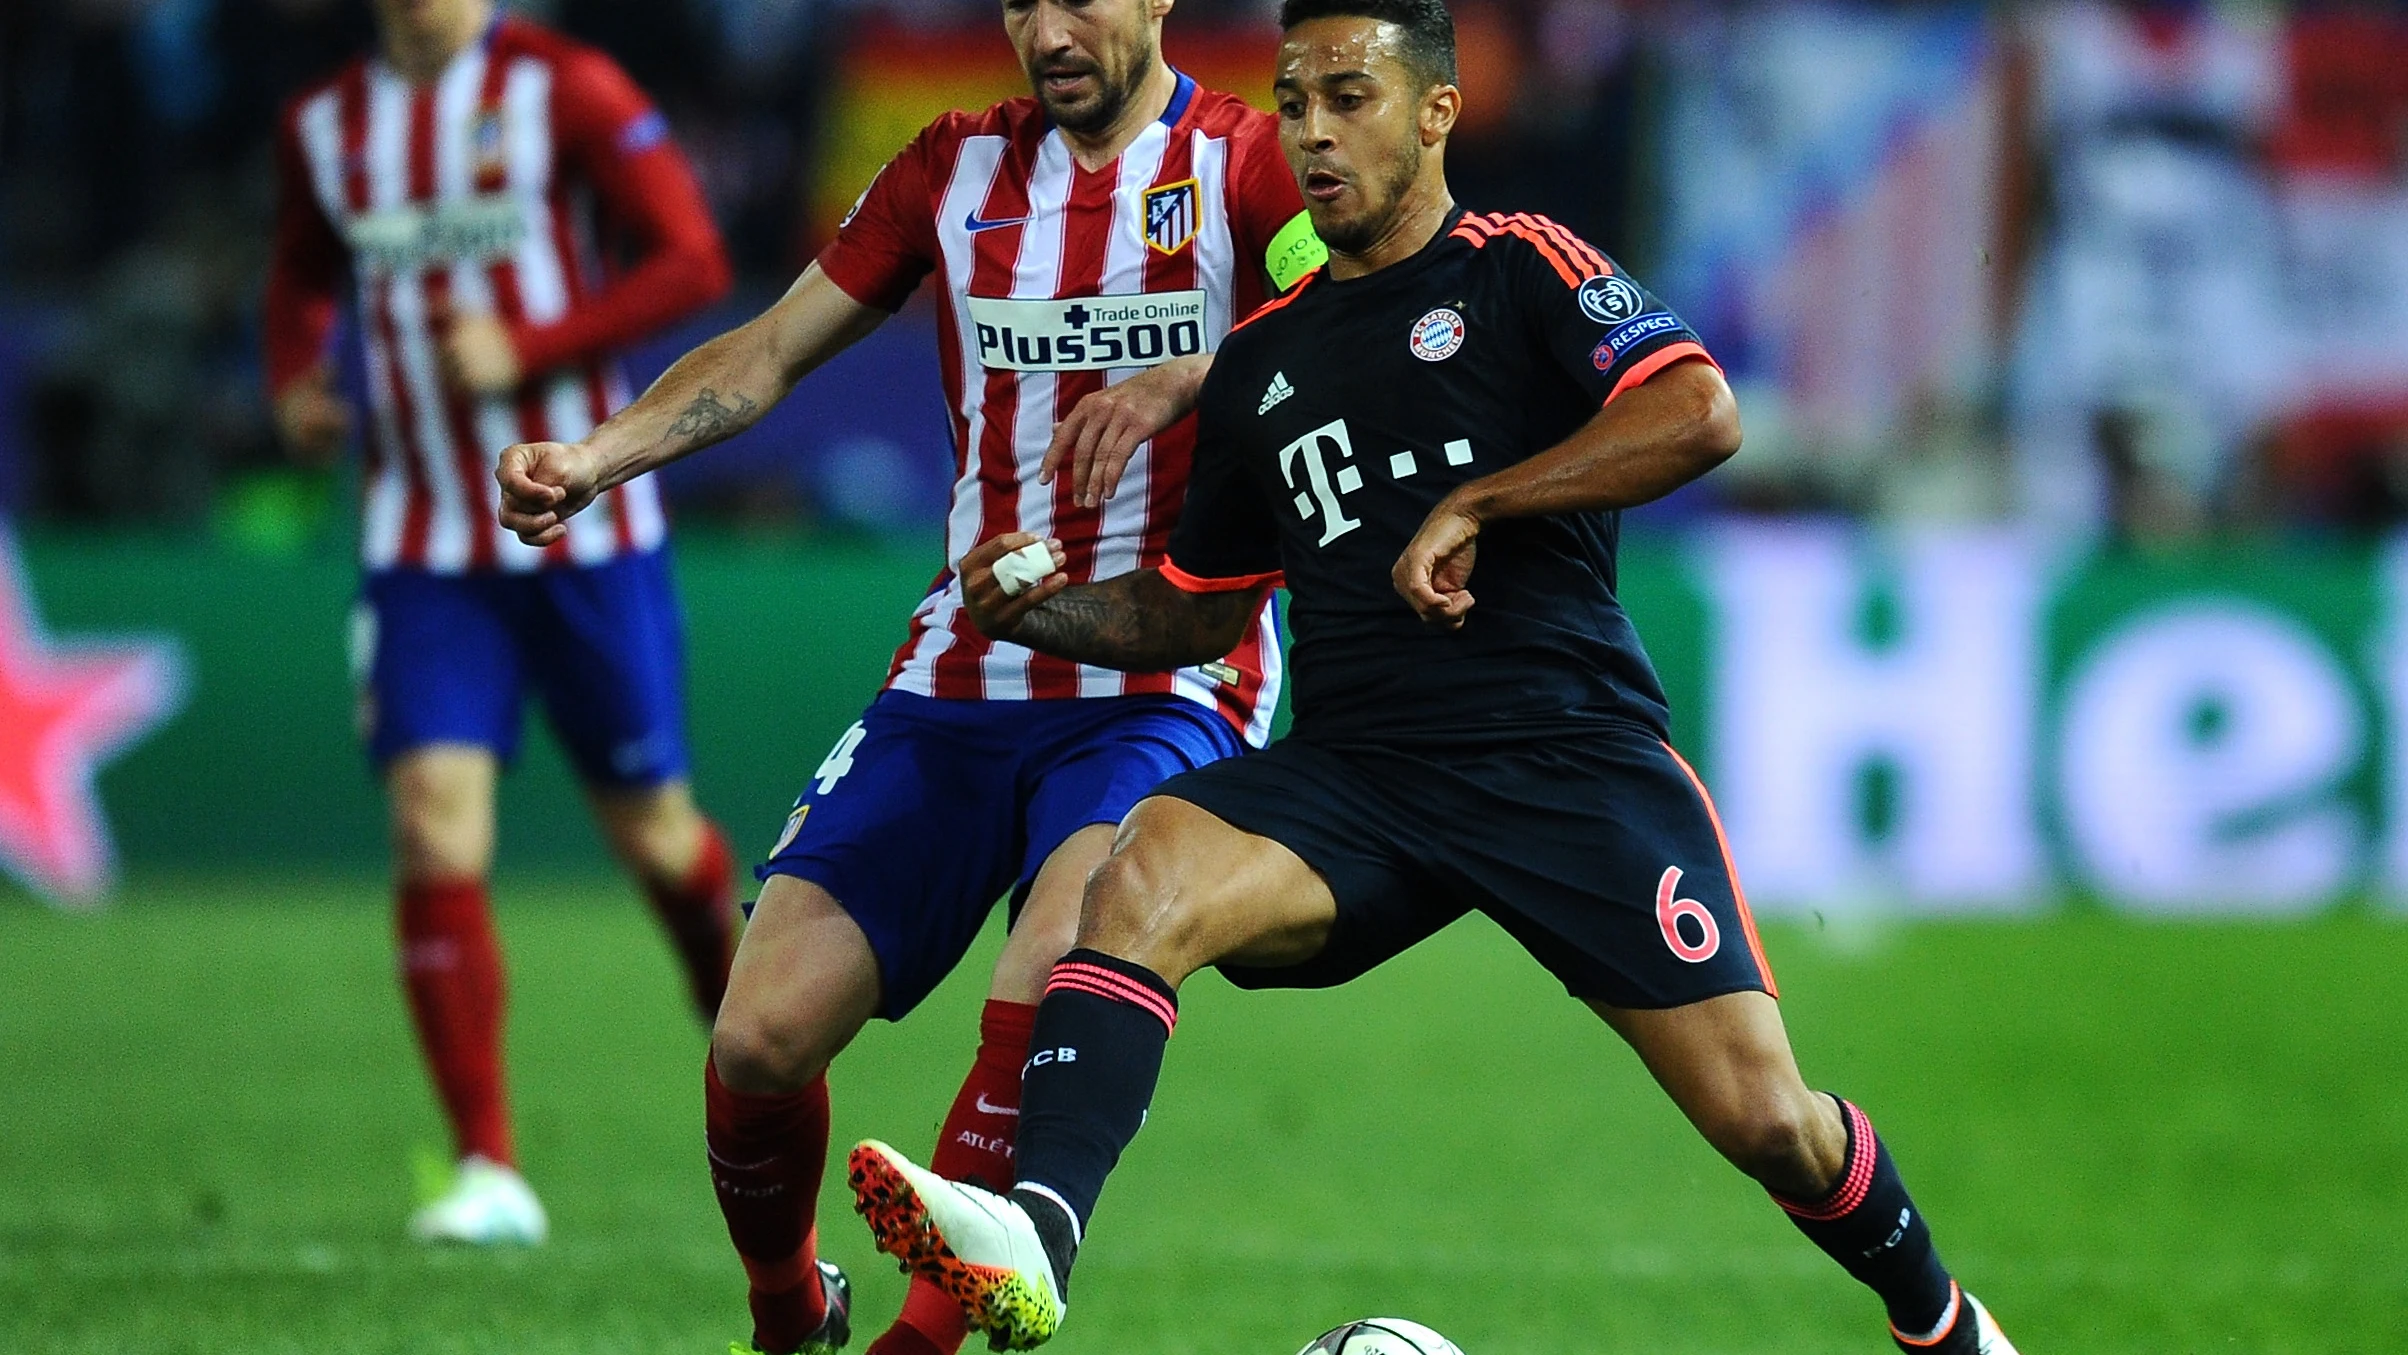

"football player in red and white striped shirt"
[495, 0, 1324, 1350]
[264, 0, 737, 1246]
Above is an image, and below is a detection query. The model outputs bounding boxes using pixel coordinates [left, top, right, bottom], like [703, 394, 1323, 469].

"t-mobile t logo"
[1279, 418, 1365, 547]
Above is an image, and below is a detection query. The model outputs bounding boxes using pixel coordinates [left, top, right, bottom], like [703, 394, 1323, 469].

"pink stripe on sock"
[1051, 962, 1177, 1023]
[1047, 966, 1177, 1026]
[1046, 975, 1178, 1036]
[1046, 964, 1178, 1036]
[1775, 1100, 1878, 1221]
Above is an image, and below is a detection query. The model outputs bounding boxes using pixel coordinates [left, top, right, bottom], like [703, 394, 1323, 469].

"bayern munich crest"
[1410, 307, 1466, 362]
[1144, 178, 1200, 255]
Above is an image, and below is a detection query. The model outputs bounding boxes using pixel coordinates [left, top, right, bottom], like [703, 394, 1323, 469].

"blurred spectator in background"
[1647, 2, 2012, 521]
[2004, 0, 2287, 542]
[2257, 2, 2408, 532]
[3, 0, 375, 529]
[15, 0, 2408, 541]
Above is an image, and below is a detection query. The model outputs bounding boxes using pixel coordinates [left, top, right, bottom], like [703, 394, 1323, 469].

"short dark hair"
[1277, 0, 1458, 90]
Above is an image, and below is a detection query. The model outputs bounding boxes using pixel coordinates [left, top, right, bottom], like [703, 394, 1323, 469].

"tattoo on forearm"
[664, 388, 760, 444]
[1013, 573, 1260, 673]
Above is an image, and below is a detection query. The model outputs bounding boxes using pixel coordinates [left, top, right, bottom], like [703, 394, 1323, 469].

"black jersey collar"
[1322, 205, 1470, 290]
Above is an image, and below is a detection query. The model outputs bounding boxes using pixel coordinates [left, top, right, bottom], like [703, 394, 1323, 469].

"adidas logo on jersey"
[1258, 372, 1296, 416]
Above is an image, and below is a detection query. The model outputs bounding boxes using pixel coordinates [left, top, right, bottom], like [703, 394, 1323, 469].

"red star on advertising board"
[0, 530, 184, 906]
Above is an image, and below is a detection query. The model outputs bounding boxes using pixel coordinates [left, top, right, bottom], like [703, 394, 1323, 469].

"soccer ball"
[1297, 1318, 1465, 1355]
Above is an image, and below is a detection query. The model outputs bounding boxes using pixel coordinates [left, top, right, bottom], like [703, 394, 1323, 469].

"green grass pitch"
[4, 879, 2404, 1354]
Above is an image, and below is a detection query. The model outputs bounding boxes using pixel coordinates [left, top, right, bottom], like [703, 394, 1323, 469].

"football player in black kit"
[847, 2, 2021, 1352]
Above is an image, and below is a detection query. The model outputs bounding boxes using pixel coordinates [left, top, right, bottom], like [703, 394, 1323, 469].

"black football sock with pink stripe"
[1772, 1096, 1973, 1352]
[1007, 950, 1180, 1286]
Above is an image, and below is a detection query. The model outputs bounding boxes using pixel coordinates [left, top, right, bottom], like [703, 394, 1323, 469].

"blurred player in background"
[495, 0, 1323, 1348]
[264, 0, 736, 1245]
[850, 3, 2019, 1354]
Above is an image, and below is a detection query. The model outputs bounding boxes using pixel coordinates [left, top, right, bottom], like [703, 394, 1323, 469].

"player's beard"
[1036, 35, 1156, 136]
[1314, 134, 1426, 257]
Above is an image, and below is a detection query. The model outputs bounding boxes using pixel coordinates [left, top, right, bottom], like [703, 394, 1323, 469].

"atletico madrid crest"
[471, 107, 509, 179]
[1144, 178, 1199, 256]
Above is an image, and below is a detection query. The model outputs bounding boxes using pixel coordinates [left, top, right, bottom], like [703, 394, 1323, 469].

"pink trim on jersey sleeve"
[1605, 342, 1716, 406]
[1161, 561, 1284, 595]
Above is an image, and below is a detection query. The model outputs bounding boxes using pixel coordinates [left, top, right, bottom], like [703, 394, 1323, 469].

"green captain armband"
[1264, 211, 1328, 293]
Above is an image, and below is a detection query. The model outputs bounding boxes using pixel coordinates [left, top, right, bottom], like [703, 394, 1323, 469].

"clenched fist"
[496, 440, 606, 546]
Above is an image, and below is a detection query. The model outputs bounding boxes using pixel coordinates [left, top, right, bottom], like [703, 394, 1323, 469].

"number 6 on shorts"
[1655, 865, 1721, 963]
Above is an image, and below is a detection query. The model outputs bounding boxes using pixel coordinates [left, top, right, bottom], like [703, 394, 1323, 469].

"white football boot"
[847, 1140, 1065, 1350]
[408, 1156, 549, 1246]
[1965, 1295, 2021, 1354]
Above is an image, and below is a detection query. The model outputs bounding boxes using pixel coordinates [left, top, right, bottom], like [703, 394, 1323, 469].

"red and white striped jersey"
[818, 74, 1322, 746]
[266, 17, 730, 574]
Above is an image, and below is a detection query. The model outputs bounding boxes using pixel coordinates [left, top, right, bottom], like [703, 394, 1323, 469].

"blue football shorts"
[352, 550, 690, 789]
[759, 689, 1245, 1019]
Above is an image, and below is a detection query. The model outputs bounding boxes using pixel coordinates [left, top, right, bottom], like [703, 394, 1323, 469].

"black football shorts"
[1156, 723, 1777, 1010]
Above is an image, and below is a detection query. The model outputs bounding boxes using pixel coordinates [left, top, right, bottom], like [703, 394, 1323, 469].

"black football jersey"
[1165, 209, 1715, 748]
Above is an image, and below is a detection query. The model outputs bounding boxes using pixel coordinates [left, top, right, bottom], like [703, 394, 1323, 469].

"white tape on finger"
[993, 542, 1058, 598]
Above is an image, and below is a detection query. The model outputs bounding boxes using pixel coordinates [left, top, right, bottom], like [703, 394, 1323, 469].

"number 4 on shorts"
[814, 722, 868, 795]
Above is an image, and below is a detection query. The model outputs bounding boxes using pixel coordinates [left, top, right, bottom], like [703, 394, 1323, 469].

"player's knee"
[592, 783, 704, 881]
[391, 801, 489, 881]
[1712, 1093, 1839, 1198]
[708, 1005, 826, 1095]
[1076, 845, 1194, 957]
[388, 756, 494, 880]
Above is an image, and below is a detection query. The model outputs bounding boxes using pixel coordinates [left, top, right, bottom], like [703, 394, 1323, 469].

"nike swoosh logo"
[975, 1094, 1021, 1117]
[965, 212, 1031, 234]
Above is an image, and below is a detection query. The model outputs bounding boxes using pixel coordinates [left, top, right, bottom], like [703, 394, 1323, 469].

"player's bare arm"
[497, 263, 887, 546]
[1394, 359, 1740, 628]
[958, 532, 1264, 670]
[1042, 353, 1213, 509]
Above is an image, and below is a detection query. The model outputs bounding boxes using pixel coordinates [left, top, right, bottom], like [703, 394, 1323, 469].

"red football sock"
[644, 819, 738, 1021]
[706, 1053, 830, 1354]
[396, 878, 513, 1167]
[868, 1000, 1037, 1355]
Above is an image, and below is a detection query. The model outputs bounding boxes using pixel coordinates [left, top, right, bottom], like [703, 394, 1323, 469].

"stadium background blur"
[6, 2, 2407, 1352]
